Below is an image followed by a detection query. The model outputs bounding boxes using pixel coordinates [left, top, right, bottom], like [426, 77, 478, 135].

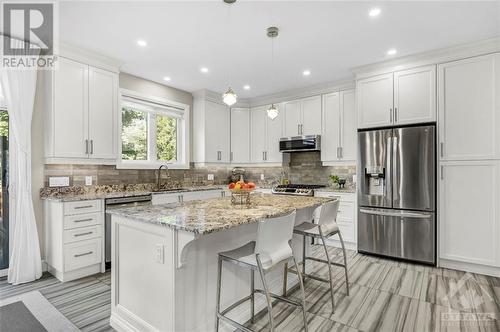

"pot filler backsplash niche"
[43, 152, 356, 190]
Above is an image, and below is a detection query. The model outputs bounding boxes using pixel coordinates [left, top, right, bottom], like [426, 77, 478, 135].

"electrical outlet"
[49, 177, 69, 187]
[207, 174, 214, 181]
[260, 173, 265, 181]
[352, 174, 357, 183]
[155, 244, 164, 264]
[85, 176, 92, 186]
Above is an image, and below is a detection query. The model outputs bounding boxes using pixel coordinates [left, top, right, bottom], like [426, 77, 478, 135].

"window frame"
[116, 89, 190, 169]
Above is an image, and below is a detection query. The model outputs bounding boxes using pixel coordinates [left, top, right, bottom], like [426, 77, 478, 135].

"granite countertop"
[41, 185, 225, 202]
[107, 193, 333, 235]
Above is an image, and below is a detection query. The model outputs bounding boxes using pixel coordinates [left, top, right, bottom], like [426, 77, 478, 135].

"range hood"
[279, 135, 321, 153]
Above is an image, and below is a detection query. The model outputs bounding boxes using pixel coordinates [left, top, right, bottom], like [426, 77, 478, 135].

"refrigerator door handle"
[385, 136, 392, 200]
[359, 208, 432, 219]
[392, 135, 399, 203]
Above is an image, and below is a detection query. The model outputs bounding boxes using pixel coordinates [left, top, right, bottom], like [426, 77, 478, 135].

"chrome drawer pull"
[74, 232, 93, 237]
[74, 205, 93, 209]
[74, 218, 93, 223]
[74, 251, 93, 258]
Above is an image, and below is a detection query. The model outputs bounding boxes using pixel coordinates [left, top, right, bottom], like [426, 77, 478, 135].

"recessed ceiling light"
[303, 70, 311, 76]
[163, 76, 171, 82]
[200, 67, 209, 73]
[243, 85, 250, 90]
[369, 8, 381, 17]
[136, 39, 147, 47]
[387, 48, 397, 56]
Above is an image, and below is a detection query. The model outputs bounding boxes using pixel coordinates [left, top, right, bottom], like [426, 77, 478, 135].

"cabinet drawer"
[64, 200, 102, 215]
[64, 212, 101, 229]
[337, 202, 355, 220]
[64, 225, 101, 244]
[64, 238, 101, 272]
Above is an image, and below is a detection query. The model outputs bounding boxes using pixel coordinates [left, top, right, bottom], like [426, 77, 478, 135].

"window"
[119, 91, 188, 168]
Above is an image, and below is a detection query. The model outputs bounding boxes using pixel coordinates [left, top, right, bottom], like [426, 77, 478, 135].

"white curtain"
[0, 36, 42, 284]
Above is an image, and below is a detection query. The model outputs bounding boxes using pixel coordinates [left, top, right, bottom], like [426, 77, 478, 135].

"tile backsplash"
[44, 152, 356, 189]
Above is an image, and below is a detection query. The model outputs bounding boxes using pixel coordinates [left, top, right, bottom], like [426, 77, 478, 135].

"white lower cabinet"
[314, 191, 357, 249]
[45, 199, 105, 282]
[439, 161, 500, 274]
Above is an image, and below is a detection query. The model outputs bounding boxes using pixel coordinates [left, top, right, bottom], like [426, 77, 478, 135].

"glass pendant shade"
[222, 87, 237, 106]
[267, 104, 279, 120]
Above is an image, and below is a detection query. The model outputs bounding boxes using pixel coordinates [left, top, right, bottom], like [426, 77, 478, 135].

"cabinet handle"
[339, 147, 343, 159]
[440, 166, 444, 180]
[297, 124, 301, 135]
[74, 251, 93, 258]
[336, 147, 340, 159]
[74, 218, 93, 223]
[264, 151, 267, 161]
[74, 205, 93, 209]
[394, 108, 398, 122]
[85, 139, 89, 154]
[390, 108, 393, 123]
[440, 142, 444, 158]
[74, 231, 93, 237]
[230, 152, 233, 162]
[90, 140, 94, 154]
[300, 124, 304, 135]
[262, 151, 265, 161]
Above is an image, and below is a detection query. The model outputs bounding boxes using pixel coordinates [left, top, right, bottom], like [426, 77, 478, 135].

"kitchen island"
[108, 193, 332, 332]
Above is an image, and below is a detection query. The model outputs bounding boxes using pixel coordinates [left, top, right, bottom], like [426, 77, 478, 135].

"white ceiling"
[60, 1, 500, 98]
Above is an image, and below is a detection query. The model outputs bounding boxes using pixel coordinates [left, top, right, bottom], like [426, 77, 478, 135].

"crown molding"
[352, 37, 500, 79]
[56, 41, 123, 73]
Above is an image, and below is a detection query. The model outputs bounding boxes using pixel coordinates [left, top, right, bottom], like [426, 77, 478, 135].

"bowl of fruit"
[227, 181, 256, 205]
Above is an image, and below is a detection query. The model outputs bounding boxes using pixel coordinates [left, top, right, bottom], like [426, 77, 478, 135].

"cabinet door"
[205, 101, 230, 162]
[301, 95, 322, 135]
[88, 67, 118, 159]
[250, 107, 267, 163]
[265, 103, 283, 163]
[439, 161, 500, 267]
[438, 53, 500, 160]
[53, 57, 89, 158]
[394, 65, 436, 125]
[340, 89, 357, 161]
[321, 92, 340, 162]
[284, 100, 302, 136]
[357, 73, 393, 129]
[230, 108, 250, 163]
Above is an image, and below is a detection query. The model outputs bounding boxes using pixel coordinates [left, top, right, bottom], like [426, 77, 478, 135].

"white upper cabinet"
[284, 100, 302, 136]
[284, 96, 322, 136]
[250, 105, 283, 163]
[321, 89, 356, 163]
[197, 100, 230, 163]
[357, 66, 436, 129]
[88, 67, 117, 159]
[301, 95, 322, 135]
[53, 57, 89, 159]
[357, 73, 393, 129]
[438, 53, 500, 161]
[47, 56, 118, 162]
[321, 92, 340, 162]
[230, 108, 250, 163]
[394, 65, 436, 125]
[340, 89, 357, 161]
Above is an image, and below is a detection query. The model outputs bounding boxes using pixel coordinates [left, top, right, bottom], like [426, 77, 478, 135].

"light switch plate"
[49, 177, 70, 187]
[85, 176, 92, 186]
[207, 174, 214, 181]
[352, 174, 357, 183]
[260, 174, 265, 180]
[155, 244, 164, 264]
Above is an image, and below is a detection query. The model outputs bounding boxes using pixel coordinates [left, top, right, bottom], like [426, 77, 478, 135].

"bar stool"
[283, 199, 349, 312]
[215, 211, 308, 332]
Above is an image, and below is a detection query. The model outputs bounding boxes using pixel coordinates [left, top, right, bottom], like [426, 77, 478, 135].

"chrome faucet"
[157, 164, 170, 190]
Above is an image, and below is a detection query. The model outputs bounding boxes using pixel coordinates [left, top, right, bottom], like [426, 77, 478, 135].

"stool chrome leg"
[338, 231, 350, 296]
[292, 253, 308, 332]
[282, 263, 288, 297]
[250, 269, 255, 323]
[302, 234, 306, 281]
[215, 256, 223, 331]
[318, 227, 335, 312]
[256, 254, 275, 331]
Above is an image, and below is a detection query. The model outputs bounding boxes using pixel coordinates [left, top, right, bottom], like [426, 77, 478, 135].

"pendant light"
[222, 0, 237, 106]
[267, 26, 279, 120]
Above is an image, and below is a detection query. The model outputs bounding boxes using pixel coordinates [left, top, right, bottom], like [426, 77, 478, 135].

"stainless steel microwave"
[279, 135, 320, 153]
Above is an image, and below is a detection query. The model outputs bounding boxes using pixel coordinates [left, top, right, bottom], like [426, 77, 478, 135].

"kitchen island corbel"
[108, 193, 333, 332]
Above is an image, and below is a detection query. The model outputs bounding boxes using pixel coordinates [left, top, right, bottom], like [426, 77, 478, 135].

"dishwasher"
[105, 194, 152, 267]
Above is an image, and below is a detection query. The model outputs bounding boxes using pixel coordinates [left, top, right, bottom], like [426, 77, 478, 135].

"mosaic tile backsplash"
[43, 152, 356, 190]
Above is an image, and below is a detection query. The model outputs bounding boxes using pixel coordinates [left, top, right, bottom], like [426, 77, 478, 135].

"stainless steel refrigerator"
[357, 125, 436, 265]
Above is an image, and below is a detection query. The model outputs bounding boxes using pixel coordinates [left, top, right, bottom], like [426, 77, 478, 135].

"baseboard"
[439, 258, 500, 278]
[47, 263, 102, 282]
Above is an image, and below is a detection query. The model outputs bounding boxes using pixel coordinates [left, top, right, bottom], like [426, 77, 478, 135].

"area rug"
[0, 291, 79, 331]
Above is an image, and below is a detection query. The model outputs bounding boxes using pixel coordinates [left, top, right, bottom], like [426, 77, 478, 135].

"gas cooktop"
[272, 184, 326, 196]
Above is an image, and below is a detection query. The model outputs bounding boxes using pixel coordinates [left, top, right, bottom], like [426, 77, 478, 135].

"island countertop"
[107, 193, 334, 234]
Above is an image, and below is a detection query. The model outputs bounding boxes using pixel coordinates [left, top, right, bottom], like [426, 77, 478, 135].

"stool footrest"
[287, 267, 331, 284]
[220, 295, 252, 316]
[217, 313, 253, 332]
[304, 256, 346, 268]
[254, 289, 302, 307]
